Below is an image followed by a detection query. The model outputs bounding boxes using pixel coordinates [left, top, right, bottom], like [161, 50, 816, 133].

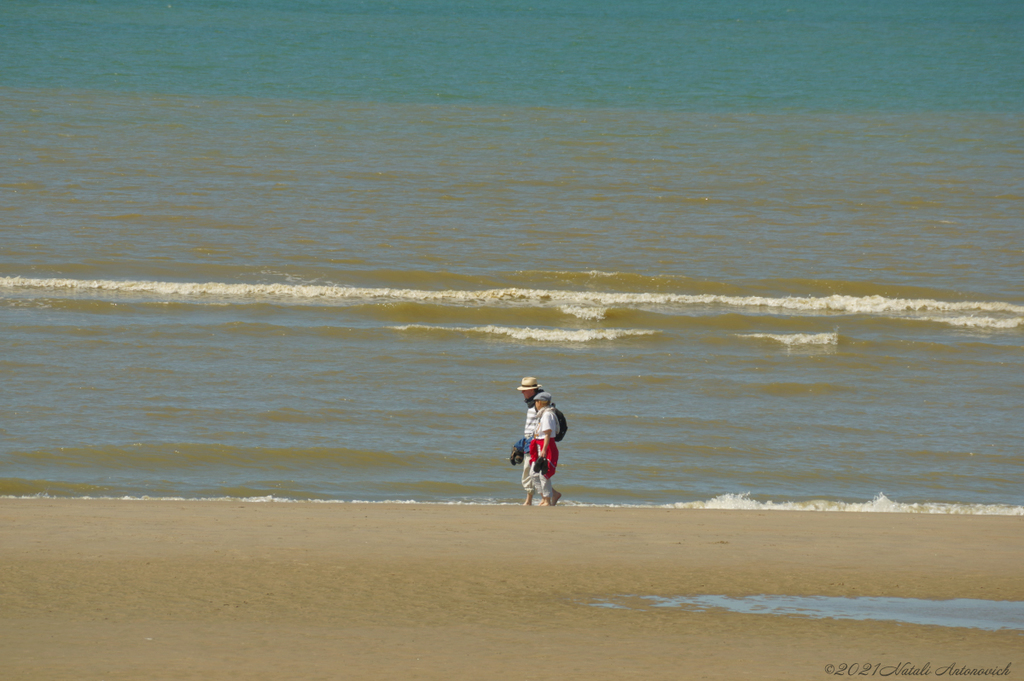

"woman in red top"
[528, 392, 562, 506]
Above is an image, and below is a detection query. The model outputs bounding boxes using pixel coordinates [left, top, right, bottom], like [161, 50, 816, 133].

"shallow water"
[589, 595, 1024, 632]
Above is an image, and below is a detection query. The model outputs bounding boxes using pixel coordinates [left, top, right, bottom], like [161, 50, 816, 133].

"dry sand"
[2, 499, 1021, 680]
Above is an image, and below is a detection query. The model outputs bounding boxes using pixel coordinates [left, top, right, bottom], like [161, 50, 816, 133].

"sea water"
[588, 595, 1024, 632]
[1, 0, 1022, 509]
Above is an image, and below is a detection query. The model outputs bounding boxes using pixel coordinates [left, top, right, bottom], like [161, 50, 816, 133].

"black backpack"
[551, 406, 568, 442]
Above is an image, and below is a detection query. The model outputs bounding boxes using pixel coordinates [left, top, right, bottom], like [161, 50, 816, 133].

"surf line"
[3, 276, 1023, 316]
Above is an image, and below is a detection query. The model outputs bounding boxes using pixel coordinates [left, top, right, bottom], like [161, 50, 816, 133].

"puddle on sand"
[589, 595, 1024, 632]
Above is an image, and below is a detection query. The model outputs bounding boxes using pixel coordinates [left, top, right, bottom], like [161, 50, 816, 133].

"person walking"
[527, 391, 561, 506]
[515, 377, 560, 506]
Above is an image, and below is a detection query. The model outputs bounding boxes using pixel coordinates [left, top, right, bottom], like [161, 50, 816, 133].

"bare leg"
[523, 492, 534, 506]
[539, 495, 552, 506]
[552, 489, 562, 506]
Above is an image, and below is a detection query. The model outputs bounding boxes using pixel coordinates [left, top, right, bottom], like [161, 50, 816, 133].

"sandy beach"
[1, 499, 1020, 680]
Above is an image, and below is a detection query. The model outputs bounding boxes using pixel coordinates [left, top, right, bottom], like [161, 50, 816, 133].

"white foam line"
[667, 492, 1024, 515]
[739, 332, 839, 346]
[4, 276, 1022, 316]
[4, 492, 1022, 515]
[391, 324, 657, 342]
[922, 316, 1023, 330]
[559, 305, 608, 321]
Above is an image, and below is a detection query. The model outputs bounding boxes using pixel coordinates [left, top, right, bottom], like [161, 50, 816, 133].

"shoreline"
[2, 498, 1021, 680]
[3, 491, 1023, 515]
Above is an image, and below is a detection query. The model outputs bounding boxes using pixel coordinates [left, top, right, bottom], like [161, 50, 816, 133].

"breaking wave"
[922, 316, 1023, 330]
[390, 324, 657, 342]
[667, 492, 1024, 515]
[739, 332, 839, 346]
[559, 305, 608, 320]
[3, 277, 1022, 317]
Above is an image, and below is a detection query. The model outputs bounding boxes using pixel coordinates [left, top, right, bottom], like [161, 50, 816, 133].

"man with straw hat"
[515, 377, 561, 506]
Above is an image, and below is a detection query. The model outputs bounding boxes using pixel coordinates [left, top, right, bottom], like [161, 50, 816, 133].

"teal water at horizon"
[4, 0, 1023, 111]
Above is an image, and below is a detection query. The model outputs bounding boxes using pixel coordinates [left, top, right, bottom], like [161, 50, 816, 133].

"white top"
[533, 408, 558, 440]
[523, 406, 539, 439]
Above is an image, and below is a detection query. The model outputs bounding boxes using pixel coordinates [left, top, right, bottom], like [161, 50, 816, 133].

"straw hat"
[516, 376, 542, 392]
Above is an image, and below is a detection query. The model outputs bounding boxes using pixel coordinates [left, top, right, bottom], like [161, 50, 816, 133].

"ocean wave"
[738, 332, 839, 346]
[559, 305, 608, 321]
[921, 316, 1023, 330]
[4, 276, 1022, 317]
[668, 492, 1024, 516]
[390, 324, 657, 342]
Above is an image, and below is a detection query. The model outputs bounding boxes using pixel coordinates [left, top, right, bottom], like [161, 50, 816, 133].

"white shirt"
[533, 408, 558, 440]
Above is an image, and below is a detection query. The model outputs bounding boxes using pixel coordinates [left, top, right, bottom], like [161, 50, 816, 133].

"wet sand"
[2, 499, 1020, 680]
